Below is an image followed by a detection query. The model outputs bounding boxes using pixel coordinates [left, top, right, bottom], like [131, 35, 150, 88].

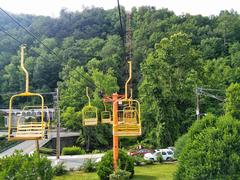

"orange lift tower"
[103, 61, 141, 173]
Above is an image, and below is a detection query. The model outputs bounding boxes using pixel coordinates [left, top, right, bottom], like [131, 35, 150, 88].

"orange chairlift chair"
[8, 45, 49, 141]
[82, 87, 98, 126]
[113, 61, 141, 137]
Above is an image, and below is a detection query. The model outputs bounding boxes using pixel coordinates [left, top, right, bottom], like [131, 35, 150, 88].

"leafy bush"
[145, 159, 154, 165]
[133, 155, 145, 166]
[174, 133, 189, 159]
[82, 159, 97, 172]
[0, 135, 6, 141]
[0, 151, 53, 180]
[109, 169, 131, 180]
[61, 146, 85, 155]
[40, 147, 55, 155]
[156, 154, 163, 163]
[97, 150, 134, 180]
[175, 114, 240, 179]
[92, 149, 101, 154]
[53, 162, 67, 176]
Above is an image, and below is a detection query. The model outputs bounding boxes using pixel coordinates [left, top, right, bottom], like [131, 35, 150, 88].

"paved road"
[0, 131, 80, 157]
[48, 154, 104, 170]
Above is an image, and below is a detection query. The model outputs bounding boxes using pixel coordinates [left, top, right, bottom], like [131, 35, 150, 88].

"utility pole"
[195, 87, 225, 120]
[55, 88, 61, 160]
[196, 88, 200, 121]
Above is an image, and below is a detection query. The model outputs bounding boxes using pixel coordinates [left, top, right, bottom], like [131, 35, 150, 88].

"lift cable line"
[0, 24, 98, 92]
[117, 0, 126, 61]
[0, 7, 100, 92]
[0, 7, 58, 57]
[0, 26, 23, 45]
[0, 26, 52, 64]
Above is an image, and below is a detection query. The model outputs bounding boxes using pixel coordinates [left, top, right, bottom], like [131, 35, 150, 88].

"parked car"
[144, 149, 174, 161]
[128, 149, 153, 156]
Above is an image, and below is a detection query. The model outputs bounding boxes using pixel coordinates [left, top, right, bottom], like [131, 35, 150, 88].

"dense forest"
[1, 7, 240, 149]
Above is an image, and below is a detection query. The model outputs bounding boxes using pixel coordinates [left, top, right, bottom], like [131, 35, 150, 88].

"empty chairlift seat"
[82, 105, 98, 126]
[113, 99, 141, 137]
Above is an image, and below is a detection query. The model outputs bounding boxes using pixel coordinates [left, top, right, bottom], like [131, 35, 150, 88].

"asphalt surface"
[0, 131, 80, 157]
[48, 154, 104, 170]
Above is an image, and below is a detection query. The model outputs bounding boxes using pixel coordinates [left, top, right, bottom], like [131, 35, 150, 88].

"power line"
[116, 0, 126, 60]
[0, 8, 102, 93]
[0, 26, 22, 45]
[0, 25, 51, 62]
[0, 24, 98, 91]
[0, 7, 58, 57]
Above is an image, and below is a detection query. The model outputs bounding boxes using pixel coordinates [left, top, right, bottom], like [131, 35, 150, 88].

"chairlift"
[101, 102, 112, 124]
[82, 87, 98, 126]
[8, 46, 50, 141]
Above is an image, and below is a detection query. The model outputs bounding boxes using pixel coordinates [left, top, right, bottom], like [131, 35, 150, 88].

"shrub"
[133, 155, 145, 166]
[53, 162, 67, 176]
[61, 146, 85, 155]
[109, 169, 131, 180]
[82, 159, 97, 172]
[92, 149, 101, 154]
[97, 150, 134, 180]
[174, 133, 189, 159]
[145, 159, 154, 165]
[0, 135, 6, 141]
[40, 147, 55, 155]
[175, 114, 240, 179]
[156, 154, 163, 163]
[0, 151, 53, 180]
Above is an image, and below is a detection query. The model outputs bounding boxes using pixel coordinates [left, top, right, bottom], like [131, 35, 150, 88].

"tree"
[139, 32, 201, 146]
[175, 114, 240, 179]
[224, 83, 240, 119]
[59, 66, 119, 150]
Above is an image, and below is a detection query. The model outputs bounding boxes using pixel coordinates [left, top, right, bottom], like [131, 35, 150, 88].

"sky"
[1, 0, 240, 17]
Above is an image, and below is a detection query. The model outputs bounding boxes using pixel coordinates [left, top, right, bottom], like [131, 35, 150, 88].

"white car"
[144, 149, 174, 161]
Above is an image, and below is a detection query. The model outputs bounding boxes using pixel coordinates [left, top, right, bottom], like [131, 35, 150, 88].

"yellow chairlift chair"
[101, 102, 112, 124]
[82, 87, 98, 126]
[113, 61, 141, 137]
[8, 45, 48, 141]
[16, 105, 51, 139]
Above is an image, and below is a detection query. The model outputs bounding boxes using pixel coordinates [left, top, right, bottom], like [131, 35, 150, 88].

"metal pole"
[56, 88, 61, 159]
[113, 93, 119, 173]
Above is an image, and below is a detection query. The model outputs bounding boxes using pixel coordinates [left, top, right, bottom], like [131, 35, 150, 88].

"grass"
[54, 163, 177, 180]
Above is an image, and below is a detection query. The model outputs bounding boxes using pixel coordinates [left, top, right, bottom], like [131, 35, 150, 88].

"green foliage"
[133, 155, 146, 166]
[145, 159, 154, 165]
[0, 112, 4, 127]
[97, 150, 134, 180]
[82, 159, 97, 172]
[139, 32, 200, 146]
[39, 147, 55, 155]
[174, 134, 189, 159]
[0, 151, 53, 180]
[53, 162, 67, 176]
[224, 82, 240, 119]
[61, 146, 85, 155]
[109, 169, 131, 180]
[3, 7, 240, 152]
[92, 149, 102, 154]
[157, 154, 163, 163]
[0, 136, 19, 153]
[175, 114, 240, 179]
